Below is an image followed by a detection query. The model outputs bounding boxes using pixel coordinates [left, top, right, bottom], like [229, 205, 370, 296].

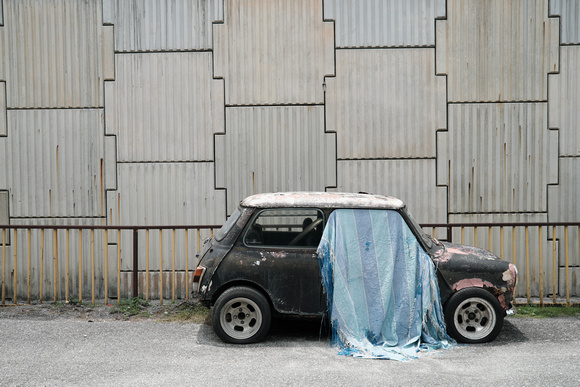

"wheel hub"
[454, 296, 496, 341]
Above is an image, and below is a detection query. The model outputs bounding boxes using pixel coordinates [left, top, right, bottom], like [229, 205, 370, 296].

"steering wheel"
[288, 218, 323, 246]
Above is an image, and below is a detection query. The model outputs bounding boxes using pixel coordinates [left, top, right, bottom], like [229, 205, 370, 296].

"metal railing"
[1, 222, 579, 306]
[422, 222, 580, 306]
[1, 225, 219, 305]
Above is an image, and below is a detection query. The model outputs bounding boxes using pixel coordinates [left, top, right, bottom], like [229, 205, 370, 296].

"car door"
[220, 207, 325, 315]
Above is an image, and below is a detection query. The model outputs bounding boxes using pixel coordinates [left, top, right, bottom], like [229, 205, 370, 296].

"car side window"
[244, 208, 324, 248]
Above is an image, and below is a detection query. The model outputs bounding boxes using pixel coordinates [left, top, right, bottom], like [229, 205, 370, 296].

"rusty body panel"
[194, 192, 517, 322]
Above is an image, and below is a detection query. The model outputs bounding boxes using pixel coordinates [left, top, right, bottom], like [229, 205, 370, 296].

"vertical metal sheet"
[103, 0, 221, 52]
[214, 0, 334, 105]
[0, 81, 5, 136]
[331, 159, 447, 225]
[0, 109, 109, 217]
[559, 268, 579, 297]
[326, 48, 445, 159]
[548, 158, 580, 226]
[548, 46, 580, 157]
[0, 191, 7, 224]
[550, 0, 580, 44]
[324, 0, 446, 48]
[216, 106, 336, 216]
[439, 103, 559, 214]
[105, 52, 223, 162]
[0, 0, 113, 108]
[108, 162, 226, 226]
[436, 0, 559, 102]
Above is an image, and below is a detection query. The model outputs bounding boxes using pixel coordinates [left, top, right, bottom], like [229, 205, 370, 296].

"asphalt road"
[1, 316, 579, 386]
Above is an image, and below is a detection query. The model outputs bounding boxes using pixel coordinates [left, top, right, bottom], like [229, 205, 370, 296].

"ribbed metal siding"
[548, 158, 580, 225]
[436, 0, 559, 102]
[105, 52, 223, 162]
[0, 0, 112, 108]
[549, 46, 580, 157]
[214, 0, 334, 105]
[550, 0, 580, 44]
[332, 159, 447, 225]
[326, 48, 445, 159]
[216, 106, 336, 215]
[103, 0, 222, 52]
[324, 0, 445, 47]
[0, 81, 5, 136]
[439, 103, 559, 213]
[0, 109, 113, 218]
[107, 163, 226, 226]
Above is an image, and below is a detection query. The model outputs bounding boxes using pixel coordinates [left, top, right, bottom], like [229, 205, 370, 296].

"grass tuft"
[513, 304, 580, 318]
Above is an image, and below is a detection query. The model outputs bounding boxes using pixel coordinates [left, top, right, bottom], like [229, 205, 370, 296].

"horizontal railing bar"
[0, 225, 221, 230]
[421, 222, 580, 228]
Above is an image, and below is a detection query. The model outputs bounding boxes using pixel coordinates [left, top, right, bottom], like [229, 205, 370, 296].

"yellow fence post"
[552, 226, 557, 304]
[27, 229, 31, 304]
[13, 229, 18, 304]
[2, 229, 6, 305]
[159, 229, 163, 305]
[40, 229, 44, 303]
[79, 230, 83, 302]
[538, 227, 543, 306]
[525, 226, 530, 304]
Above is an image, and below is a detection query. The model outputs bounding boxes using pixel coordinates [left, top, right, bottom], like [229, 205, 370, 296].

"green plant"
[110, 296, 151, 319]
[512, 304, 580, 318]
[159, 302, 210, 323]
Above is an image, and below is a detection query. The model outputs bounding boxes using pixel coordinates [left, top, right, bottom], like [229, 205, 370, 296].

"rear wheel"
[444, 288, 504, 343]
[212, 286, 271, 344]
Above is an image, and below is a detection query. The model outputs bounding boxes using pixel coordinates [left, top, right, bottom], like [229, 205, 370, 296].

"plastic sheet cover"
[317, 209, 452, 360]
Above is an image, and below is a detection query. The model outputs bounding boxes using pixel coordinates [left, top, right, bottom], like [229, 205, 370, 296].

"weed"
[512, 304, 580, 318]
[110, 296, 151, 319]
[159, 302, 210, 323]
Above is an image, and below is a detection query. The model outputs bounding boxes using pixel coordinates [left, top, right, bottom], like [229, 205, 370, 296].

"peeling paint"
[451, 278, 495, 291]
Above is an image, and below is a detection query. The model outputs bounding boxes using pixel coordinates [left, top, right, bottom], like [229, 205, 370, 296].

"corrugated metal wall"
[1, 0, 579, 299]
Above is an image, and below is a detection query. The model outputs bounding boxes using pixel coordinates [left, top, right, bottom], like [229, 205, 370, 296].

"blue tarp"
[317, 209, 452, 360]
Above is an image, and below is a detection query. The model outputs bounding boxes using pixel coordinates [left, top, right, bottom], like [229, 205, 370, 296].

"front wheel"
[444, 288, 504, 343]
[212, 286, 271, 344]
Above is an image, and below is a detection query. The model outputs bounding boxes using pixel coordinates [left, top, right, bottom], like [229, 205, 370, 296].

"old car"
[192, 192, 518, 344]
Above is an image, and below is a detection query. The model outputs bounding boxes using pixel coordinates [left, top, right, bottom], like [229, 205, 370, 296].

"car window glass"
[215, 207, 242, 242]
[244, 208, 324, 248]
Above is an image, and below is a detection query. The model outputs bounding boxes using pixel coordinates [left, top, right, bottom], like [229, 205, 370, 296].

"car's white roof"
[240, 192, 405, 210]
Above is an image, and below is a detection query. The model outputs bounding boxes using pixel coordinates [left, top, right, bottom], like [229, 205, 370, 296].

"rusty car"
[192, 192, 518, 344]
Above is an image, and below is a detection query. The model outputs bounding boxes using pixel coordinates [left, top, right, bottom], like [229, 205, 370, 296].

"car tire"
[212, 286, 271, 344]
[444, 288, 504, 344]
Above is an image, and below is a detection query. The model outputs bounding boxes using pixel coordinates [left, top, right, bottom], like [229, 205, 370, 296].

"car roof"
[240, 192, 405, 210]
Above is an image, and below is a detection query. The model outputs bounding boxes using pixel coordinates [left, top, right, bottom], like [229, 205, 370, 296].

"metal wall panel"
[326, 48, 445, 159]
[559, 268, 580, 297]
[0, 0, 113, 108]
[105, 52, 223, 162]
[550, 0, 580, 44]
[331, 159, 447, 225]
[548, 157, 580, 225]
[0, 109, 113, 218]
[214, 0, 334, 105]
[438, 103, 559, 213]
[0, 81, 5, 136]
[0, 191, 7, 224]
[549, 46, 580, 157]
[216, 106, 336, 216]
[102, 0, 221, 52]
[324, 0, 445, 48]
[448, 213, 553, 298]
[107, 162, 226, 226]
[436, 0, 559, 102]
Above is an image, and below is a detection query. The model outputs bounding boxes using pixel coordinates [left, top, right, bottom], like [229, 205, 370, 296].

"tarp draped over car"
[317, 209, 452, 360]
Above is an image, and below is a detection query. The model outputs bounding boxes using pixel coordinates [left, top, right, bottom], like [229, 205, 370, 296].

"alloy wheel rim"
[220, 297, 262, 340]
[453, 296, 496, 340]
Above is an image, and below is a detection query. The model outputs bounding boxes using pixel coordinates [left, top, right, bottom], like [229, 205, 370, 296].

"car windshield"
[401, 207, 435, 251]
[215, 207, 242, 242]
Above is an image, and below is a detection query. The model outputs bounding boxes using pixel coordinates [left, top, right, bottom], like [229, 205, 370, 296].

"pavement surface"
[0, 304, 579, 386]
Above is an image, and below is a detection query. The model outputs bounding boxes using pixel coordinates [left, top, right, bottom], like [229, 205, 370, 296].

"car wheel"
[212, 286, 271, 344]
[444, 288, 504, 344]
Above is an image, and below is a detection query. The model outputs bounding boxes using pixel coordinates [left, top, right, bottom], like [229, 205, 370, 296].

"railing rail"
[1, 221, 579, 306]
[1, 225, 220, 306]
